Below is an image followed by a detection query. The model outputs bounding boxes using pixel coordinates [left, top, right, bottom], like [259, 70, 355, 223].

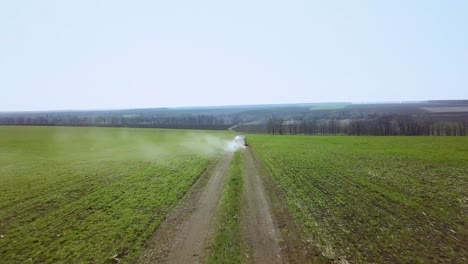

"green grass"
[0, 126, 231, 263]
[249, 135, 468, 263]
[207, 151, 245, 264]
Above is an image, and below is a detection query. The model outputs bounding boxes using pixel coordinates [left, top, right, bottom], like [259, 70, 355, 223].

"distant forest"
[1, 100, 467, 136]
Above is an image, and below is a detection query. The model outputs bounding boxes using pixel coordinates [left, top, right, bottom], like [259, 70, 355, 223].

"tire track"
[243, 148, 283, 263]
[137, 152, 233, 263]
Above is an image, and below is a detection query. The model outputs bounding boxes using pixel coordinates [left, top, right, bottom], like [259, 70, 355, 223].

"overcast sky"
[1, 0, 467, 111]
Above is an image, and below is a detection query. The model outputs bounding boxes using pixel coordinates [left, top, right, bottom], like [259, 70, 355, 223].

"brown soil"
[242, 148, 283, 263]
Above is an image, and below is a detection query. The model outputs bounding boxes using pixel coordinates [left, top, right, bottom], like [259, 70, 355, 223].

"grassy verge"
[249, 135, 468, 263]
[207, 151, 245, 264]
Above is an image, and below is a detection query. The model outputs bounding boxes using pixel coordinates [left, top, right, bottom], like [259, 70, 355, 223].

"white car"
[234, 135, 248, 146]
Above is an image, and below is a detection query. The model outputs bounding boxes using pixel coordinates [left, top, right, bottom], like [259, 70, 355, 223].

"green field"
[2, 126, 467, 263]
[249, 135, 468, 263]
[0, 126, 231, 263]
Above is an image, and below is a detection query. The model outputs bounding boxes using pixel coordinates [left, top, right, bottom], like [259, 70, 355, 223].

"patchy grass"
[0, 126, 231, 263]
[207, 151, 245, 264]
[249, 135, 468, 263]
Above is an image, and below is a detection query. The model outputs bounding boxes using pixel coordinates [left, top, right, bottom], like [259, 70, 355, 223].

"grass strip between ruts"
[207, 151, 245, 264]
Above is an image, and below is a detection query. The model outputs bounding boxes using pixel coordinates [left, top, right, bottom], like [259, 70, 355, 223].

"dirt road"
[243, 148, 283, 263]
[137, 152, 234, 263]
[137, 147, 317, 263]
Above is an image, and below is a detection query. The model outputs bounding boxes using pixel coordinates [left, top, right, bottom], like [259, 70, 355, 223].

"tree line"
[0, 114, 231, 130]
[2, 103, 467, 135]
[266, 116, 468, 136]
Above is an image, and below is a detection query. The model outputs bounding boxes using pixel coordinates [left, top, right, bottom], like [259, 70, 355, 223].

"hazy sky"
[1, 0, 467, 111]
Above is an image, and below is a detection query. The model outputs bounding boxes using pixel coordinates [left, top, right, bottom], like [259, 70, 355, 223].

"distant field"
[420, 106, 468, 113]
[250, 135, 468, 263]
[309, 103, 350, 111]
[0, 126, 231, 263]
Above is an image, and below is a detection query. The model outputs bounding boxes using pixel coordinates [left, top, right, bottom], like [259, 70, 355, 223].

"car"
[234, 135, 248, 146]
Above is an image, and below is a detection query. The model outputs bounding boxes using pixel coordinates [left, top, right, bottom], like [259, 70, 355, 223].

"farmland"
[249, 135, 468, 263]
[0, 126, 231, 263]
[2, 125, 467, 263]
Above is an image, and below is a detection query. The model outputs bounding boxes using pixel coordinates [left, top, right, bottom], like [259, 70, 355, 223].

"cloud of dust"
[224, 138, 246, 152]
[180, 133, 245, 155]
[50, 128, 245, 163]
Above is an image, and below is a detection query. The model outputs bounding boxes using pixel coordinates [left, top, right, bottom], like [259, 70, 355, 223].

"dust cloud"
[224, 137, 246, 152]
[48, 128, 244, 162]
[179, 133, 245, 156]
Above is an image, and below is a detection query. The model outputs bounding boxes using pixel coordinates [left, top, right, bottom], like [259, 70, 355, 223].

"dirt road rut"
[243, 148, 283, 263]
[137, 147, 311, 263]
[138, 152, 233, 263]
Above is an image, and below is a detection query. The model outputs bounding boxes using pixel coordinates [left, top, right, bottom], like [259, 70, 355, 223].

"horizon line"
[2, 99, 468, 113]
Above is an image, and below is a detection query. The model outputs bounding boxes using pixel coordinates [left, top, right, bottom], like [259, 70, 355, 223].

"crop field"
[0, 126, 231, 263]
[2, 126, 467, 263]
[249, 135, 468, 263]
